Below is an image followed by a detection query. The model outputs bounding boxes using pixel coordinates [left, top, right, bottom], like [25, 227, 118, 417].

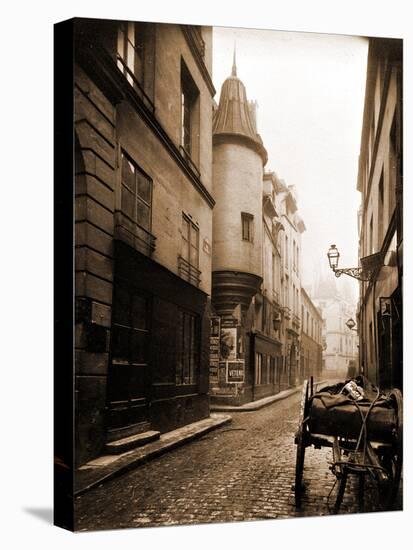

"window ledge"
[114, 212, 156, 257]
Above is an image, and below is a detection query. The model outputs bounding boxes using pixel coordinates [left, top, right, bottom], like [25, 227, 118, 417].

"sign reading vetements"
[226, 360, 245, 383]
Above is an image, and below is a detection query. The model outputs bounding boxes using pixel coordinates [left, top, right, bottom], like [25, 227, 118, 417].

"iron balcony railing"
[114, 212, 156, 256]
[116, 55, 155, 114]
[179, 146, 201, 179]
[178, 256, 201, 287]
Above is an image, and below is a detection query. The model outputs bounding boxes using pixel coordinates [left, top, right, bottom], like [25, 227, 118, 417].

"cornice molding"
[213, 132, 268, 165]
[180, 25, 216, 98]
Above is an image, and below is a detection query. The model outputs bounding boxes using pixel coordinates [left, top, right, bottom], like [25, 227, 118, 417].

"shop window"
[176, 309, 199, 385]
[111, 286, 150, 365]
[241, 212, 254, 242]
[269, 357, 276, 385]
[255, 353, 262, 385]
[261, 355, 269, 385]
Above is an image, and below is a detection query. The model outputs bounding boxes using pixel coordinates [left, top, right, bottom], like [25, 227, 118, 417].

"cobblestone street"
[75, 392, 400, 531]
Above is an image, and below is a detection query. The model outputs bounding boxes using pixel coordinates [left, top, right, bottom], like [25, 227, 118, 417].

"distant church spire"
[231, 43, 237, 77]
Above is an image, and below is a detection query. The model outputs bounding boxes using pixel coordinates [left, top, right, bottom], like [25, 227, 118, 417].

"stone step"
[106, 421, 152, 443]
[105, 430, 161, 454]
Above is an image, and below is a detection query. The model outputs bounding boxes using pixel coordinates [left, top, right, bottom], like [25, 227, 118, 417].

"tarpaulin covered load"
[308, 376, 397, 442]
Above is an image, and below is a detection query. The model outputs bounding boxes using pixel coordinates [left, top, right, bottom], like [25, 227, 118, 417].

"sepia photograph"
[53, 6, 404, 535]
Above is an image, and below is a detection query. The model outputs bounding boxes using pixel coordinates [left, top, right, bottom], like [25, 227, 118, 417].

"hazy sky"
[212, 27, 368, 303]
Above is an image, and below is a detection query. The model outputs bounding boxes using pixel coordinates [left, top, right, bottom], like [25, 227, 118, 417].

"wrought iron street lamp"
[327, 244, 340, 270]
[327, 244, 381, 282]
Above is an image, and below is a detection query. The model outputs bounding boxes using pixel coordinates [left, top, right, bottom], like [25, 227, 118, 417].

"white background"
[1, 1, 411, 548]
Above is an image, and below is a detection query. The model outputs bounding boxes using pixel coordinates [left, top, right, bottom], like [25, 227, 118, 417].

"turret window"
[241, 212, 254, 242]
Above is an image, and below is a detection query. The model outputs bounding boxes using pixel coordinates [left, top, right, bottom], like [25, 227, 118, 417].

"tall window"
[285, 275, 289, 308]
[369, 213, 374, 254]
[272, 252, 276, 296]
[285, 235, 289, 269]
[296, 245, 299, 275]
[255, 353, 263, 385]
[117, 22, 145, 86]
[121, 152, 152, 232]
[112, 286, 150, 366]
[176, 309, 199, 385]
[180, 214, 200, 286]
[388, 115, 397, 216]
[241, 212, 254, 242]
[181, 61, 200, 160]
[378, 171, 384, 246]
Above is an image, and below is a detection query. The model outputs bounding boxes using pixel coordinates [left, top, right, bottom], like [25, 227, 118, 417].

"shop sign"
[226, 360, 245, 383]
[209, 317, 221, 383]
[220, 327, 237, 361]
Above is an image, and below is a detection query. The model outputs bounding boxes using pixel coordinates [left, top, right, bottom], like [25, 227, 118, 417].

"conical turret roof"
[213, 53, 267, 164]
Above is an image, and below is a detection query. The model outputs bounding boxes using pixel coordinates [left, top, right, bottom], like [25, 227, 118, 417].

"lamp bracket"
[333, 267, 372, 282]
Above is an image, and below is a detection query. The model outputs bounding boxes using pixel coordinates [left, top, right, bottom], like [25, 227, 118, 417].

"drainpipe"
[250, 331, 256, 402]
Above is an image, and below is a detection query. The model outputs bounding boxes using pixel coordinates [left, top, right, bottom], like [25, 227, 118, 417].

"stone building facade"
[300, 288, 323, 383]
[356, 38, 403, 390]
[208, 56, 308, 405]
[209, 57, 268, 405]
[313, 276, 358, 379]
[276, 180, 306, 388]
[250, 172, 285, 399]
[74, 18, 215, 465]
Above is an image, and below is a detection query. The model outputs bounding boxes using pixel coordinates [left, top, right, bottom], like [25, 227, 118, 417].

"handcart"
[294, 376, 402, 512]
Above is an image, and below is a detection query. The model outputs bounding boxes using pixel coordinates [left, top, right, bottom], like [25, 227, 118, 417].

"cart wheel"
[385, 388, 403, 509]
[294, 380, 309, 507]
[378, 388, 403, 510]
